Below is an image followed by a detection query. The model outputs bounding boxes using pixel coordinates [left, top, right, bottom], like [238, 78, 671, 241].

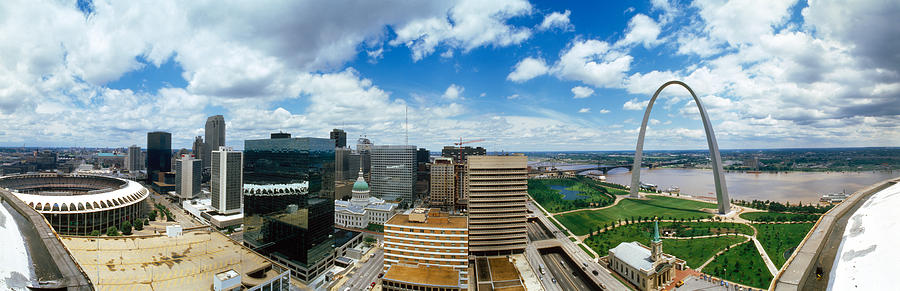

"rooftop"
[610, 242, 654, 272]
[382, 264, 461, 287]
[385, 210, 467, 229]
[60, 228, 285, 290]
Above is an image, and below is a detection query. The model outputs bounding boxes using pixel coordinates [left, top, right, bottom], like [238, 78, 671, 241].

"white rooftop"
[828, 182, 900, 290]
[610, 242, 654, 272]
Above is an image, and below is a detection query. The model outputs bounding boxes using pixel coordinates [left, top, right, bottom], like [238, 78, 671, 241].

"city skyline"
[0, 0, 897, 152]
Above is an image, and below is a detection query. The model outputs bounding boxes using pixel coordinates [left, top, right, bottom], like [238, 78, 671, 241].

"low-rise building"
[383, 208, 468, 289]
[608, 221, 680, 291]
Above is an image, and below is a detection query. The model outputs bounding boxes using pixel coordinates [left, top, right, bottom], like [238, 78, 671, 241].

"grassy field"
[753, 223, 815, 268]
[555, 196, 716, 235]
[704, 241, 774, 289]
[584, 222, 751, 267]
[740, 212, 820, 223]
[664, 236, 747, 268]
[528, 178, 615, 213]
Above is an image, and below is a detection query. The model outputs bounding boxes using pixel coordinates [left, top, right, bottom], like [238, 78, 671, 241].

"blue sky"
[0, 0, 897, 151]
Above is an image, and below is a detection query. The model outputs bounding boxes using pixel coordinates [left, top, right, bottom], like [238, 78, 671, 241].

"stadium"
[0, 173, 148, 235]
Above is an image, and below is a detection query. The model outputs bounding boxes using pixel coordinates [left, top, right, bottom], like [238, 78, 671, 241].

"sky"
[0, 0, 898, 151]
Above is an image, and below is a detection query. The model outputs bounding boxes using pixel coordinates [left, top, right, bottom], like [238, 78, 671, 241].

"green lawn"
[740, 212, 820, 223]
[704, 241, 773, 289]
[528, 178, 616, 213]
[753, 223, 815, 268]
[584, 222, 750, 267]
[664, 236, 747, 268]
[555, 196, 716, 235]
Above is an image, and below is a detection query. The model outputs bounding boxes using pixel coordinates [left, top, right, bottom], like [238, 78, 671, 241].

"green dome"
[353, 178, 369, 191]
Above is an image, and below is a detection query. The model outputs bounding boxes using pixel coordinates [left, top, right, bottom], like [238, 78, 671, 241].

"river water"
[602, 168, 898, 204]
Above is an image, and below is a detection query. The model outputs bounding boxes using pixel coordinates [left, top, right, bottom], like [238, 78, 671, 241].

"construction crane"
[453, 138, 485, 163]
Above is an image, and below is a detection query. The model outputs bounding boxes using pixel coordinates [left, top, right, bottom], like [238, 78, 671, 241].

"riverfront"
[603, 168, 896, 203]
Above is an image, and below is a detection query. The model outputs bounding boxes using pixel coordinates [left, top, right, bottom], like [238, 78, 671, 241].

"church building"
[608, 221, 681, 290]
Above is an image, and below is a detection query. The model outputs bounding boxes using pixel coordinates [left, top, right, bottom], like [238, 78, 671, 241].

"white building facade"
[335, 169, 398, 228]
[212, 146, 243, 215]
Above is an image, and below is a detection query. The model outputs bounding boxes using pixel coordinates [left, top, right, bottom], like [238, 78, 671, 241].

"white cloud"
[507, 57, 549, 82]
[599, 109, 611, 114]
[390, 0, 533, 61]
[551, 39, 633, 88]
[623, 98, 649, 110]
[616, 14, 662, 48]
[571, 86, 594, 99]
[693, 0, 797, 46]
[442, 84, 465, 100]
[507, 94, 520, 100]
[578, 108, 590, 113]
[538, 10, 573, 31]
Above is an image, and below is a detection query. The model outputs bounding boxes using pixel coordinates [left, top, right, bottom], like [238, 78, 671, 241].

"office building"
[334, 169, 398, 228]
[371, 145, 416, 204]
[356, 137, 373, 181]
[212, 147, 243, 215]
[430, 157, 455, 209]
[330, 129, 347, 148]
[204, 115, 226, 169]
[147, 131, 172, 182]
[466, 155, 528, 255]
[335, 147, 352, 181]
[126, 145, 142, 172]
[242, 135, 335, 282]
[175, 154, 202, 200]
[192, 135, 206, 162]
[383, 208, 468, 289]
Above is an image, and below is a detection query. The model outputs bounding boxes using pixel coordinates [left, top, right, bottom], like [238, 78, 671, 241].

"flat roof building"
[176, 154, 202, 200]
[430, 157, 455, 210]
[371, 145, 416, 204]
[467, 155, 528, 255]
[212, 147, 243, 215]
[383, 208, 469, 289]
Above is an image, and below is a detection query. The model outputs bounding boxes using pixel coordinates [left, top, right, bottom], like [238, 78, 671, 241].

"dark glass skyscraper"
[146, 131, 172, 182]
[329, 128, 346, 148]
[242, 135, 335, 282]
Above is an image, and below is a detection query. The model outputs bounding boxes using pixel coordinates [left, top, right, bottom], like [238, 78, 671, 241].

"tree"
[144, 219, 150, 225]
[149, 210, 157, 221]
[106, 226, 119, 236]
[90, 230, 101, 236]
[121, 221, 133, 235]
[133, 218, 144, 231]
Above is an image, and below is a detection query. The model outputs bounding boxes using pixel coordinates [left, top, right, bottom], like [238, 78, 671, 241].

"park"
[528, 177, 820, 289]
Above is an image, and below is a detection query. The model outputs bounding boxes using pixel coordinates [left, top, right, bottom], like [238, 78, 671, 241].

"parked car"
[378, 273, 384, 278]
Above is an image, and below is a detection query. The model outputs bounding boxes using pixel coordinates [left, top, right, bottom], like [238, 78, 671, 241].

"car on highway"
[551, 278, 557, 284]
[378, 273, 384, 278]
[592, 270, 599, 276]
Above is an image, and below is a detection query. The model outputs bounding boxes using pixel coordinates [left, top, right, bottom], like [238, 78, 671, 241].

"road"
[527, 199, 625, 290]
[542, 252, 594, 291]
[527, 219, 553, 241]
[342, 248, 383, 291]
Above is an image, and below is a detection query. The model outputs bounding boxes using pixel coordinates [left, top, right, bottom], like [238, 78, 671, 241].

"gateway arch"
[629, 80, 731, 214]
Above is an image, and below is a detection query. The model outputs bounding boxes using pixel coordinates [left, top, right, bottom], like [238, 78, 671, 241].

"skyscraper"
[147, 131, 172, 182]
[242, 135, 335, 282]
[211, 147, 242, 215]
[430, 157, 455, 210]
[126, 145, 142, 172]
[330, 128, 347, 148]
[371, 145, 416, 204]
[467, 155, 528, 255]
[204, 115, 225, 169]
[175, 154, 201, 200]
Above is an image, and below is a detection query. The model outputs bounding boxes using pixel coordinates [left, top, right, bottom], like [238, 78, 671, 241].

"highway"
[526, 199, 625, 290]
[341, 248, 384, 291]
[542, 252, 596, 291]
[527, 219, 553, 241]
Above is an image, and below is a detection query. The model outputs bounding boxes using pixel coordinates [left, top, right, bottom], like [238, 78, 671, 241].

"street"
[341, 248, 384, 291]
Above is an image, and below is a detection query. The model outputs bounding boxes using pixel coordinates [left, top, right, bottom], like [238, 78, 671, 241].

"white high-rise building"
[370, 145, 416, 204]
[175, 154, 201, 200]
[126, 145, 143, 172]
[212, 146, 242, 215]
